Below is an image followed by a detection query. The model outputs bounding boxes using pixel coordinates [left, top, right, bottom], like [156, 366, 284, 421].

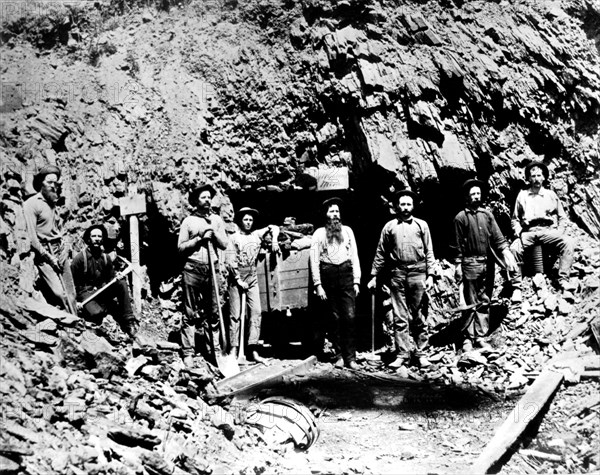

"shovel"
[207, 246, 240, 378]
[238, 291, 248, 364]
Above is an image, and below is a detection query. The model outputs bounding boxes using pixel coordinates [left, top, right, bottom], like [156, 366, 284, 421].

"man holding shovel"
[226, 207, 280, 362]
[451, 179, 518, 352]
[23, 165, 76, 313]
[178, 184, 229, 368]
[71, 224, 138, 338]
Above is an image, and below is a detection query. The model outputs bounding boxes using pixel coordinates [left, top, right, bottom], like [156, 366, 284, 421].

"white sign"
[305, 167, 349, 191]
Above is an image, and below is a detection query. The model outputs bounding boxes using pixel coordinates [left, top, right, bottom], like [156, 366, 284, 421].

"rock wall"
[1, 0, 599, 292]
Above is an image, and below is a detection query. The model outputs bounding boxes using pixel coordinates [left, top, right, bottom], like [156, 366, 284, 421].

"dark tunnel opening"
[139, 160, 528, 355]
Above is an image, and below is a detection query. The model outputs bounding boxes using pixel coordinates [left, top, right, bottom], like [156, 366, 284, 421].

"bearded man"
[452, 179, 518, 352]
[23, 165, 75, 311]
[71, 224, 138, 338]
[178, 184, 229, 367]
[310, 197, 361, 369]
[368, 190, 435, 369]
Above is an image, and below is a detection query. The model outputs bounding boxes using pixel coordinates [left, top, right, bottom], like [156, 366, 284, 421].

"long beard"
[42, 188, 59, 204]
[325, 218, 343, 244]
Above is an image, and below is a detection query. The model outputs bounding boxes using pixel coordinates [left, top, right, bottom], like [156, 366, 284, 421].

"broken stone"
[558, 299, 573, 315]
[0, 455, 20, 475]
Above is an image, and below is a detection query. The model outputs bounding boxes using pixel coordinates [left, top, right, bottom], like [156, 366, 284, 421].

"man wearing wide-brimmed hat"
[71, 224, 138, 338]
[225, 207, 280, 362]
[368, 189, 435, 369]
[510, 161, 575, 291]
[23, 164, 75, 311]
[310, 197, 361, 370]
[452, 179, 518, 352]
[177, 184, 229, 367]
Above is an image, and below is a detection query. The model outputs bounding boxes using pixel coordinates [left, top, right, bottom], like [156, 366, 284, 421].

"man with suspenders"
[368, 190, 435, 369]
[452, 179, 518, 352]
[71, 224, 138, 338]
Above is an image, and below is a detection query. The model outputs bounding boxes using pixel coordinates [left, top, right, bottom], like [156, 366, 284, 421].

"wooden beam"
[470, 369, 563, 474]
[214, 356, 317, 397]
[130, 215, 142, 314]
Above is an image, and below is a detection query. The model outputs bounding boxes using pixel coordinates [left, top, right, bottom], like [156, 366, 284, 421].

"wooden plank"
[130, 215, 142, 314]
[215, 356, 317, 397]
[470, 369, 563, 474]
[119, 194, 146, 216]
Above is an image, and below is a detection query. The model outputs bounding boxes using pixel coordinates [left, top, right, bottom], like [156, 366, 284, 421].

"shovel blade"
[217, 353, 240, 378]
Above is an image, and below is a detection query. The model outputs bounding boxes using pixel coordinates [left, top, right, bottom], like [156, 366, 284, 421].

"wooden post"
[129, 214, 141, 314]
[119, 193, 146, 315]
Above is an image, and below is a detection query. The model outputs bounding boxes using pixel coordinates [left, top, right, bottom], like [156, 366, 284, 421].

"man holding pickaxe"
[71, 224, 138, 338]
[23, 165, 76, 313]
[178, 184, 229, 368]
[451, 179, 518, 352]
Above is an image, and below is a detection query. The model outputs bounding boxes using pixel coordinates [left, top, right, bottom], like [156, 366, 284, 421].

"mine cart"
[257, 248, 311, 313]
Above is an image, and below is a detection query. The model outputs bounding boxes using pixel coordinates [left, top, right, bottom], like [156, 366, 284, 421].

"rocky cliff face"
[2, 0, 599, 247]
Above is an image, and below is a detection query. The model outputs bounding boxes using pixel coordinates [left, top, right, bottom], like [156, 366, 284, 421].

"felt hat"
[462, 178, 487, 194]
[189, 183, 217, 206]
[32, 164, 61, 192]
[237, 207, 259, 218]
[83, 224, 108, 244]
[321, 197, 343, 211]
[393, 189, 419, 203]
[525, 161, 549, 180]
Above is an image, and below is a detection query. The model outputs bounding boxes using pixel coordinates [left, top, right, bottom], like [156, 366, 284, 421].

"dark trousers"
[319, 261, 356, 364]
[389, 268, 428, 358]
[181, 260, 221, 357]
[461, 260, 489, 342]
[81, 279, 136, 334]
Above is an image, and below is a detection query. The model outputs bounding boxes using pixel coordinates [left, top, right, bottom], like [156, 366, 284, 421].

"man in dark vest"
[71, 224, 138, 338]
[452, 179, 518, 352]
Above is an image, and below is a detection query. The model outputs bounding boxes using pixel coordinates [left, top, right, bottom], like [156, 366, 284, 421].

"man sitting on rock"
[226, 207, 280, 362]
[510, 161, 575, 292]
[71, 224, 138, 338]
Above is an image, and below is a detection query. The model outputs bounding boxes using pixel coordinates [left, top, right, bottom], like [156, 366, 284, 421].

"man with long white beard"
[24, 165, 75, 311]
[310, 197, 361, 369]
[368, 190, 435, 369]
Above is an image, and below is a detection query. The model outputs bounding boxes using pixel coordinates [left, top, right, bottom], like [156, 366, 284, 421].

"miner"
[510, 161, 575, 292]
[23, 165, 76, 312]
[71, 224, 138, 338]
[177, 184, 229, 367]
[368, 190, 434, 369]
[452, 179, 518, 352]
[225, 207, 280, 362]
[310, 197, 361, 370]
